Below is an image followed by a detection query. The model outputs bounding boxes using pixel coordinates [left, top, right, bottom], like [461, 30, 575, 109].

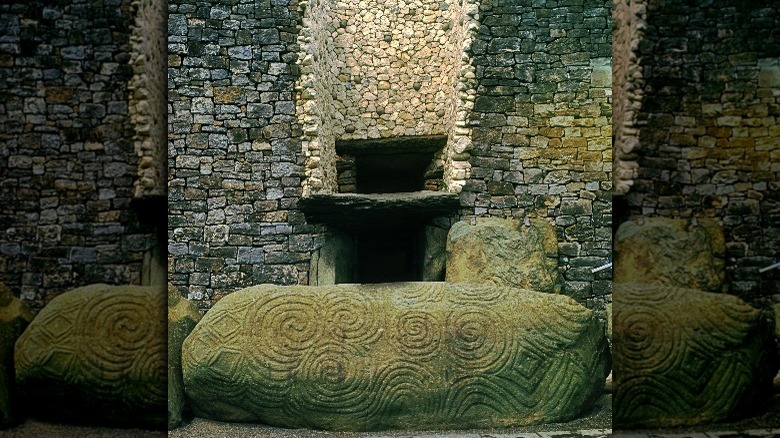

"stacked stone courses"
[168, 0, 612, 315]
[613, 0, 780, 305]
[0, 0, 160, 310]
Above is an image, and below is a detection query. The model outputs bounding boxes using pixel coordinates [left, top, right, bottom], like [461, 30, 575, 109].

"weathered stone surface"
[15, 284, 166, 429]
[182, 283, 609, 431]
[445, 218, 562, 293]
[0, 283, 33, 428]
[613, 283, 776, 428]
[614, 218, 725, 292]
[168, 284, 202, 430]
[423, 225, 448, 281]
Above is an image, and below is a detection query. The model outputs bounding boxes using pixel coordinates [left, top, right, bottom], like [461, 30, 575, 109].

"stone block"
[613, 283, 777, 428]
[14, 284, 166, 429]
[445, 218, 562, 293]
[168, 284, 202, 430]
[0, 283, 33, 428]
[614, 218, 725, 292]
[182, 283, 609, 431]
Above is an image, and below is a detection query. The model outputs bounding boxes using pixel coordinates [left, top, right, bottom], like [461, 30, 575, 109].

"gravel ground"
[168, 394, 611, 438]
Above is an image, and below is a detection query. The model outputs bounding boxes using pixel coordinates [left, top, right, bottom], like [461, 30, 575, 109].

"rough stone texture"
[422, 225, 448, 281]
[445, 218, 562, 294]
[0, 283, 33, 428]
[14, 284, 167, 429]
[296, 0, 476, 194]
[182, 283, 609, 431]
[129, 0, 167, 198]
[168, 283, 202, 430]
[613, 0, 780, 304]
[613, 283, 777, 428]
[613, 217, 726, 292]
[167, 0, 613, 321]
[0, 0, 162, 311]
[298, 191, 461, 225]
[611, 0, 646, 195]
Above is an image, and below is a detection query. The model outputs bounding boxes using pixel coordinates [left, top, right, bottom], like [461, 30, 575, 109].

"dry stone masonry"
[168, 0, 613, 317]
[0, 0, 166, 311]
[182, 283, 609, 431]
[611, 0, 780, 305]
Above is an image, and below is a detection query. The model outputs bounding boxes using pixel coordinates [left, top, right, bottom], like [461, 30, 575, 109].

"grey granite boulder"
[182, 282, 609, 431]
[0, 283, 33, 428]
[445, 218, 562, 293]
[14, 284, 167, 429]
[613, 283, 776, 428]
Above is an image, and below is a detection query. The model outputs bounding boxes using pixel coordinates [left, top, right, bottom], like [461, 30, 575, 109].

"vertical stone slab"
[614, 218, 725, 291]
[14, 284, 167, 429]
[0, 283, 33, 428]
[168, 284, 201, 429]
[445, 218, 561, 293]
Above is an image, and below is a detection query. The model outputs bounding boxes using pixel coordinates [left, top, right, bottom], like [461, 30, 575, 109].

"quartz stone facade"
[168, 0, 612, 316]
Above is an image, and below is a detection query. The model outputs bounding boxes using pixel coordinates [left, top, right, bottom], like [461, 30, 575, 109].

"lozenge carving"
[182, 282, 609, 431]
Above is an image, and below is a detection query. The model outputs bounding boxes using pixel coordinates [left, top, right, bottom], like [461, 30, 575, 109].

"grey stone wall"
[616, 0, 780, 305]
[167, 0, 317, 308]
[460, 0, 613, 314]
[0, 0, 161, 311]
[168, 0, 612, 315]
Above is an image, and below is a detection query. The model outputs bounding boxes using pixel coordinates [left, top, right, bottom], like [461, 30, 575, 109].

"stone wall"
[168, 0, 613, 315]
[615, 0, 780, 304]
[0, 0, 161, 310]
[459, 0, 613, 313]
[168, 0, 316, 307]
[611, 0, 645, 195]
[296, 0, 476, 194]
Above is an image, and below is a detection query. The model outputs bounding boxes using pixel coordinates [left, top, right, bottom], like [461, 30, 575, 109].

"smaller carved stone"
[614, 218, 725, 291]
[445, 217, 562, 293]
[0, 283, 33, 428]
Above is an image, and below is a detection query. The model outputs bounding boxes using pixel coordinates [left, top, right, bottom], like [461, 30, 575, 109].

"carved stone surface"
[614, 218, 725, 291]
[445, 218, 562, 293]
[0, 283, 33, 428]
[182, 283, 609, 431]
[14, 284, 167, 429]
[613, 283, 776, 428]
[168, 284, 202, 430]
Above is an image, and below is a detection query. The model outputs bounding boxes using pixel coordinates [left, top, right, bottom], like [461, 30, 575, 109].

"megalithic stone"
[613, 283, 777, 428]
[182, 283, 609, 431]
[14, 284, 167, 429]
[0, 283, 33, 428]
[445, 218, 562, 293]
[168, 284, 201, 430]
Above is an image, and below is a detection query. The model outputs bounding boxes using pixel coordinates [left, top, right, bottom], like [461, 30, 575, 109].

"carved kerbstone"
[168, 284, 202, 429]
[613, 283, 776, 428]
[182, 283, 609, 431]
[14, 284, 167, 429]
[614, 218, 725, 291]
[0, 283, 33, 428]
[445, 218, 562, 293]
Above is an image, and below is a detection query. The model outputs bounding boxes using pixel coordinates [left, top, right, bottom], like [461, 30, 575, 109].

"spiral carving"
[613, 283, 775, 428]
[14, 284, 167, 429]
[395, 310, 441, 361]
[182, 283, 609, 431]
